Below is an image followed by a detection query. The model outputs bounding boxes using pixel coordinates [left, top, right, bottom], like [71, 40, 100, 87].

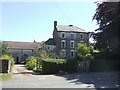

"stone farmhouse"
[3, 41, 38, 63]
[3, 21, 90, 63]
[45, 21, 90, 59]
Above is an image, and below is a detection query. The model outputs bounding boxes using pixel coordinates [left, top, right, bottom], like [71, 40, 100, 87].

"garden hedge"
[41, 59, 120, 74]
[42, 59, 78, 74]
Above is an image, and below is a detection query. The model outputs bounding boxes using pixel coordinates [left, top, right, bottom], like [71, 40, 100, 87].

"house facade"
[3, 41, 38, 63]
[45, 21, 90, 59]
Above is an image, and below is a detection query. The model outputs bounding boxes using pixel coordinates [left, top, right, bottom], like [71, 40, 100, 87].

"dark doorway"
[16, 57, 19, 64]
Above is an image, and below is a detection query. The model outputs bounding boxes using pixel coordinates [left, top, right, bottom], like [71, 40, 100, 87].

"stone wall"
[0, 59, 11, 73]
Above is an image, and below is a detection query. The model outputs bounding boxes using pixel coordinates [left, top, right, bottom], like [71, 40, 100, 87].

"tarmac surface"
[1, 64, 120, 89]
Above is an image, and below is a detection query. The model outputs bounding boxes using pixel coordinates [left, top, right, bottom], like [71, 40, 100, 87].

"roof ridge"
[3, 41, 37, 43]
[57, 25, 87, 32]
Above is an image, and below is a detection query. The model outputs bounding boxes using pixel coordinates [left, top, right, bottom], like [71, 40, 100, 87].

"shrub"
[43, 59, 66, 64]
[2, 54, 15, 67]
[76, 43, 93, 60]
[20, 54, 28, 64]
[42, 59, 66, 74]
[84, 53, 93, 60]
[42, 59, 78, 74]
[62, 60, 78, 73]
[25, 56, 37, 70]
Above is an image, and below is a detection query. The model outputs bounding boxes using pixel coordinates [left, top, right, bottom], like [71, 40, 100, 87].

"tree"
[1, 42, 9, 55]
[34, 41, 49, 70]
[92, 2, 120, 59]
[76, 43, 93, 60]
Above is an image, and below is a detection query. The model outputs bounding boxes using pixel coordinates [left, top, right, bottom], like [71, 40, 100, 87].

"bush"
[42, 59, 66, 74]
[25, 56, 37, 70]
[62, 60, 78, 73]
[84, 53, 93, 60]
[42, 59, 77, 74]
[43, 59, 66, 64]
[20, 54, 28, 64]
[33, 65, 42, 72]
[2, 54, 15, 67]
[76, 43, 93, 60]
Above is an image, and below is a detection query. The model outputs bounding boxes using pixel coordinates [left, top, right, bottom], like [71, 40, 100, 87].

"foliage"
[25, 56, 37, 70]
[48, 52, 57, 59]
[92, 2, 120, 59]
[76, 43, 93, 60]
[93, 49, 100, 53]
[33, 65, 42, 72]
[36, 49, 50, 70]
[42, 59, 77, 74]
[0, 73, 12, 80]
[2, 54, 15, 67]
[43, 59, 66, 64]
[20, 54, 28, 64]
[36, 50, 49, 60]
[1, 42, 9, 55]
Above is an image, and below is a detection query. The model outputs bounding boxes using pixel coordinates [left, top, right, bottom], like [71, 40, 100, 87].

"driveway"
[2, 64, 120, 88]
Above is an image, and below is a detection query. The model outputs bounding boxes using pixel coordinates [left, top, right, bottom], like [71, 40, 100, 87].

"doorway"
[16, 57, 19, 64]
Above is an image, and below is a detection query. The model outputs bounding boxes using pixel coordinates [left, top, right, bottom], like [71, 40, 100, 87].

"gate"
[77, 60, 90, 73]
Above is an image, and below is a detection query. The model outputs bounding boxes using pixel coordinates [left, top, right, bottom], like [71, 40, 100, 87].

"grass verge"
[0, 73, 12, 80]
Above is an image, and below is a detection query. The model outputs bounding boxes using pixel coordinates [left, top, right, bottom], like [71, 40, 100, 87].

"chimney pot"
[69, 25, 73, 26]
[54, 21, 57, 30]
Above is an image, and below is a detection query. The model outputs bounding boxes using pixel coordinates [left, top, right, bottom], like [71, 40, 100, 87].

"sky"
[1, 1, 99, 42]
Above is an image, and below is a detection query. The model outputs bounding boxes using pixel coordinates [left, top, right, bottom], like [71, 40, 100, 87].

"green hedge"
[2, 54, 15, 67]
[42, 59, 77, 74]
[90, 60, 120, 72]
[61, 60, 78, 73]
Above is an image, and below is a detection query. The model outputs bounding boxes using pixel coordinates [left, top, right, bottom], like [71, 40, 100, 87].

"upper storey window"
[80, 33, 84, 39]
[70, 33, 76, 39]
[61, 32, 66, 38]
[61, 40, 66, 48]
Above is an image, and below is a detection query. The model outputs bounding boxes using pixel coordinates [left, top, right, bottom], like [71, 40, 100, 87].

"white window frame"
[70, 40, 75, 48]
[80, 40, 84, 43]
[70, 50, 75, 58]
[61, 32, 66, 38]
[61, 40, 66, 48]
[70, 33, 76, 39]
[80, 33, 84, 39]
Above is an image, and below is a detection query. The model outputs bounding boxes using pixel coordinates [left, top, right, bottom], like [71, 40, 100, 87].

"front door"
[16, 57, 19, 64]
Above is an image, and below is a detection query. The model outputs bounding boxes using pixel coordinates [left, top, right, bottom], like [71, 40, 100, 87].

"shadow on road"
[55, 72, 119, 89]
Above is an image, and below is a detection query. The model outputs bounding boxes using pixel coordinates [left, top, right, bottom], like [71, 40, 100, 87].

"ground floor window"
[61, 49, 66, 58]
[70, 50, 75, 58]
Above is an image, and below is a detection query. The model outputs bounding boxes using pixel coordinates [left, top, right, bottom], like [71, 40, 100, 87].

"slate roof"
[56, 25, 87, 33]
[45, 38, 56, 45]
[3, 41, 38, 49]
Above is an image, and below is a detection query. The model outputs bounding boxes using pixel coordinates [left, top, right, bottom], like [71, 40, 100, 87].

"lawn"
[0, 73, 12, 80]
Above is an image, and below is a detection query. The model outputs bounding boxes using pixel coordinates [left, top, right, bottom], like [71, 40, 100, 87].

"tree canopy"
[1, 42, 9, 55]
[92, 2, 120, 59]
[76, 43, 93, 60]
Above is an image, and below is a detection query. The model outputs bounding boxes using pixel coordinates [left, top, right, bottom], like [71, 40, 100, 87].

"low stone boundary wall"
[0, 59, 11, 73]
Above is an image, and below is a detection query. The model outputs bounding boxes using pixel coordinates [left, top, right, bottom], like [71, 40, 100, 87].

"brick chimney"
[54, 21, 57, 30]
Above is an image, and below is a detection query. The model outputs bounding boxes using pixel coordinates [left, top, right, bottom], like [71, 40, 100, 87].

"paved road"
[2, 64, 120, 88]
